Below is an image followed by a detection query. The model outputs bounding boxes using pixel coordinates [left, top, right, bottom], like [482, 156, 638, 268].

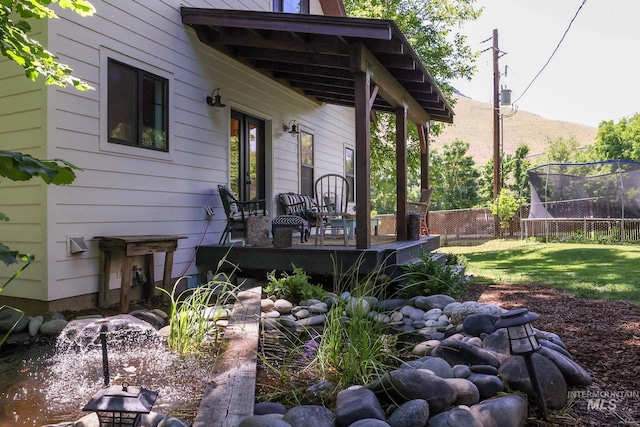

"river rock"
[449, 302, 504, 324]
[370, 369, 456, 414]
[374, 299, 407, 311]
[467, 373, 504, 399]
[423, 308, 443, 321]
[274, 299, 294, 314]
[283, 405, 335, 427]
[295, 314, 326, 327]
[482, 329, 510, 354]
[415, 294, 457, 310]
[0, 308, 28, 334]
[28, 315, 44, 336]
[432, 337, 501, 367]
[308, 302, 328, 314]
[405, 356, 453, 378]
[129, 310, 165, 329]
[468, 394, 528, 427]
[239, 416, 291, 427]
[254, 402, 287, 415]
[346, 298, 370, 316]
[157, 416, 190, 427]
[348, 420, 390, 427]
[387, 399, 430, 427]
[470, 365, 498, 375]
[428, 407, 484, 427]
[305, 381, 338, 405]
[452, 364, 472, 378]
[538, 339, 573, 359]
[40, 319, 68, 336]
[462, 313, 499, 337]
[444, 378, 480, 406]
[42, 311, 66, 322]
[335, 386, 385, 427]
[279, 315, 297, 328]
[411, 340, 440, 356]
[498, 353, 567, 409]
[293, 309, 310, 319]
[261, 298, 275, 312]
[537, 346, 592, 386]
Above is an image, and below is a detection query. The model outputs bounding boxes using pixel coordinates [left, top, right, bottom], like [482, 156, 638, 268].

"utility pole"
[492, 28, 501, 202]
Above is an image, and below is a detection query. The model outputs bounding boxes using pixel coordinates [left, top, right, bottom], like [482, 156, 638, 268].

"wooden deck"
[193, 286, 261, 427]
[195, 235, 440, 280]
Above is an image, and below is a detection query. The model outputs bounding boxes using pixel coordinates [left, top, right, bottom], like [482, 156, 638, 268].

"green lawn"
[439, 240, 640, 305]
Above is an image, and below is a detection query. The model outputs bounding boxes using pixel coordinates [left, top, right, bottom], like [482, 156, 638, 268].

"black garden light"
[83, 321, 158, 426]
[495, 307, 548, 419]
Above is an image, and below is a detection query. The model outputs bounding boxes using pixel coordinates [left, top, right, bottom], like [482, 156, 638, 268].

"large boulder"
[468, 394, 528, 427]
[537, 346, 592, 386]
[498, 353, 567, 409]
[462, 313, 499, 337]
[432, 337, 501, 367]
[335, 387, 385, 427]
[370, 369, 456, 414]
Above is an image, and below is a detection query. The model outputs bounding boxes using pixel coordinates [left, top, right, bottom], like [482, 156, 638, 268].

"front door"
[230, 111, 265, 202]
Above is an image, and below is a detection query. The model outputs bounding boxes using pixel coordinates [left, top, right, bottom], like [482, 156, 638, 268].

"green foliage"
[158, 272, 240, 356]
[265, 266, 326, 302]
[0, 0, 95, 89]
[397, 250, 464, 298]
[479, 143, 531, 204]
[543, 136, 580, 163]
[429, 139, 481, 210]
[490, 189, 519, 229]
[589, 113, 640, 162]
[346, 0, 482, 213]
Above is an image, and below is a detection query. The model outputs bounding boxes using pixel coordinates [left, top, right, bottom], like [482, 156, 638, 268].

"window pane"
[108, 61, 137, 145]
[283, 0, 301, 13]
[142, 74, 168, 150]
[345, 148, 355, 202]
[300, 131, 313, 166]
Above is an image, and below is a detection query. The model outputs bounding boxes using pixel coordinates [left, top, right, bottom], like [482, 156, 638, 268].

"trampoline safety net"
[527, 160, 640, 219]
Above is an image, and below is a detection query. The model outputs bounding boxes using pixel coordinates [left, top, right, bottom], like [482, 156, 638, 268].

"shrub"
[265, 265, 326, 302]
[396, 251, 464, 298]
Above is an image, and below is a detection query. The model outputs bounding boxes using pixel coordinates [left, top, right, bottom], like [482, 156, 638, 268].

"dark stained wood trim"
[419, 124, 430, 190]
[353, 58, 372, 249]
[396, 105, 408, 240]
[319, 0, 346, 17]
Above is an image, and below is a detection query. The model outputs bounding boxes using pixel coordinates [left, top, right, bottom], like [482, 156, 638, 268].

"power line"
[512, 0, 587, 105]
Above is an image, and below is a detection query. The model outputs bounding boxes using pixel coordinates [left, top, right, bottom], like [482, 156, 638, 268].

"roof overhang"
[181, 8, 454, 125]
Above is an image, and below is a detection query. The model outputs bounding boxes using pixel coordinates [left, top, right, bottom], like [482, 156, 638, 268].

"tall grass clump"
[311, 254, 399, 389]
[396, 250, 465, 299]
[158, 258, 241, 355]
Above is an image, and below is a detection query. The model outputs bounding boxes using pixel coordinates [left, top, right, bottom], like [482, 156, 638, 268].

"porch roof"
[181, 8, 454, 125]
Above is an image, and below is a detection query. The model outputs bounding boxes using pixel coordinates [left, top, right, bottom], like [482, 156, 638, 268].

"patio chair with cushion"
[314, 173, 352, 247]
[407, 187, 433, 235]
[217, 184, 267, 244]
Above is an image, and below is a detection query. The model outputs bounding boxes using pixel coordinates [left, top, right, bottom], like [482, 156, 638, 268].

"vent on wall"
[69, 236, 88, 254]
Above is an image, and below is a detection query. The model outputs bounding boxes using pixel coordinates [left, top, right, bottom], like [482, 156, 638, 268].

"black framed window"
[108, 59, 168, 151]
[273, 0, 309, 13]
[345, 147, 355, 202]
[300, 131, 314, 196]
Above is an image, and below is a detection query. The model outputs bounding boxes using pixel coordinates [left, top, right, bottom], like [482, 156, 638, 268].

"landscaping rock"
[444, 378, 480, 406]
[370, 369, 456, 414]
[129, 310, 165, 329]
[467, 373, 505, 399]
[468, 394, 528, 427]
[428, 407, 484, 427]
[348, 420, 390, 427]
[305, 381, 338, 406]
[538, 338, 574, 359]
[481, 329, 510, 354]
[411, 340, 441, 357]
[345, 298, 370, 316]
[498, 353, 567, 409]
[414, 294, 457, 310]
[387, 399, 430, 427]
[274, 299, 294, 314]
[157, 417, 190, 427]
[261, 299, 275, 312]
[28, 315, 43, 336]
[283, 405, 335, 427]
[254, 402, 287, 415]
[239, 416, 291, 427]
[308, 302, 328, 314]
[335, 387, 385, 427]
[452, 364, 472, 378]
[462, 313, 499, 337]
[0, 308, 28, 334]
[40, 319, 68, 336]
[432, 337, 501, 367]
[537, 346, 593, 386]
[374, 299, 407, 311]
[295, 314, 326, 327]
[449, 301, 504, 324]
[470, 365, 498, 376]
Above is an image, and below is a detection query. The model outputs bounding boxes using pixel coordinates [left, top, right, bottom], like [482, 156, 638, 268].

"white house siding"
[0, 16, 51, 302]
[12, 0, 357, 306]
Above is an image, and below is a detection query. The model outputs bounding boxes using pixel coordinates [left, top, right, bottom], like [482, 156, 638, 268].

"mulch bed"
[460, 282, 640, 426]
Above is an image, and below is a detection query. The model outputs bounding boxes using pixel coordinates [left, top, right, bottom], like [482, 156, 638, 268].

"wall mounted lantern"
[282, 120, 299, 135]
[495, 307, 548, 419]
[206, 88, 226, 110]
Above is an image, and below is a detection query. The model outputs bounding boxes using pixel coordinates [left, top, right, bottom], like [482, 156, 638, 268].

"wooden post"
[396, 105, 408, 240]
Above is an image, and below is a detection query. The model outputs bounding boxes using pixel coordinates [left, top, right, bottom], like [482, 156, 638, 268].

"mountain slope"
[431, 95, 598, 165]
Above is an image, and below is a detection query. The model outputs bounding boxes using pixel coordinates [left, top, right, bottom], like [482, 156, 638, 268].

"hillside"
[431, 95, 598, 166]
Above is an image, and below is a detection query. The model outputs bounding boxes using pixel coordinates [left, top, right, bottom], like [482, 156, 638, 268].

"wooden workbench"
[97, 235, 187, 313]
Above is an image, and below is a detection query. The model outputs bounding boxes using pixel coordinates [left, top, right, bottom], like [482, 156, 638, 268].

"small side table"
[96, 235, 187, 313]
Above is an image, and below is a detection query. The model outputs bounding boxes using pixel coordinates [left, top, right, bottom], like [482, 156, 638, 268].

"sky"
[449, 0, 640, 128]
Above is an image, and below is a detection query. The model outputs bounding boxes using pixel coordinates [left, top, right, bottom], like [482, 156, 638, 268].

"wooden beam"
[418, 124, 430, 190]
[349, 43, 431, 126]
[353, 67, 372, 250]
[396, 106, 408, 241]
